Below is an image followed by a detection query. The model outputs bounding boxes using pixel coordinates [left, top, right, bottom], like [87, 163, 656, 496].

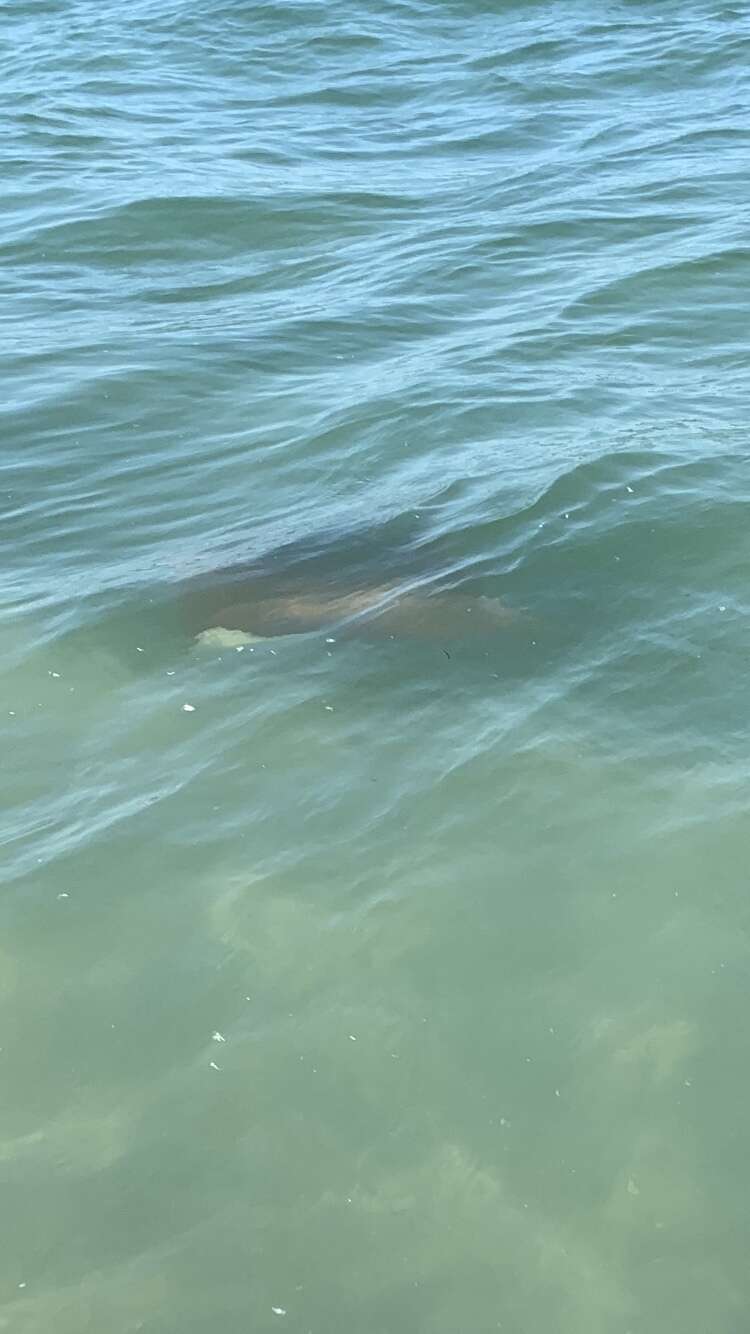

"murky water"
[3, 2, 750, 1330]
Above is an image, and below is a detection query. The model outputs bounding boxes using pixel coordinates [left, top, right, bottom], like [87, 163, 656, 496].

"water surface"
[3, 2, 750, 1330]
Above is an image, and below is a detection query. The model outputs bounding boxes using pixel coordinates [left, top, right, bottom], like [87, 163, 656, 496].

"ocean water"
[3, 1, 750, 1329]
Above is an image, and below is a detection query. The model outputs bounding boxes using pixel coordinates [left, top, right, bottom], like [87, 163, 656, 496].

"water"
[3, 1, 750, 1329]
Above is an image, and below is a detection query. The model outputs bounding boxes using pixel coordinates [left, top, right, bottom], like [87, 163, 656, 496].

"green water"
[3, 2, 750, 1330]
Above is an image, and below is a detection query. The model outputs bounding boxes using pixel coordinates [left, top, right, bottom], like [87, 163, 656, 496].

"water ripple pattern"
[2, 3, 750, 1332]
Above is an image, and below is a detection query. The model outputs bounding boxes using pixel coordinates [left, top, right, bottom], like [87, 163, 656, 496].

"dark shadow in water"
[55, 442, 741, 692]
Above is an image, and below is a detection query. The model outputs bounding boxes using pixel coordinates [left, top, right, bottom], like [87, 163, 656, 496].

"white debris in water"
[325, 637, 336, 643]
[719, 605, 727, 612]
[271, 1308, 287, 1317]
[209, 1061, 220, 1071]
[49, 671, 61, 678]
[57, 892, 69, 900]
[212, 1031, 226, 1043]
[136, 647, 144, 653]
[348, 1034, 357, 1041]
[324, 705, 334, 712]
[182, 703, 196, 712]
[626, 485, 634, 493]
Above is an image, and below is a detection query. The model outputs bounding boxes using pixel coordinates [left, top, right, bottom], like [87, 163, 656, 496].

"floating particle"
[325, 637, 336, 644]
[719, 605, 727, 612]
[348, 1034, 357, 1042]
[626, 486, 634, 494]
[212, 1032, 226, 1043]
[57, 892, 69, 900]
[627, 1178, 640, 1197]
[209, 1061, 220, 1071]
[182, 703, 196, 712]
[324, 705, 334, 712]
[136, 647, 144, 653]
[271, 1308, 287, 1317]
[49, 671, 61, 678]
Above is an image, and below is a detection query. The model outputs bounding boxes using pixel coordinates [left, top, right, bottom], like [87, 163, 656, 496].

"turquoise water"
[3, 2, 750, 1329]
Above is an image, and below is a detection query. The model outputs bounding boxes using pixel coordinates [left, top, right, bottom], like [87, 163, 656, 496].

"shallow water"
[3, 2, 750, 1330]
